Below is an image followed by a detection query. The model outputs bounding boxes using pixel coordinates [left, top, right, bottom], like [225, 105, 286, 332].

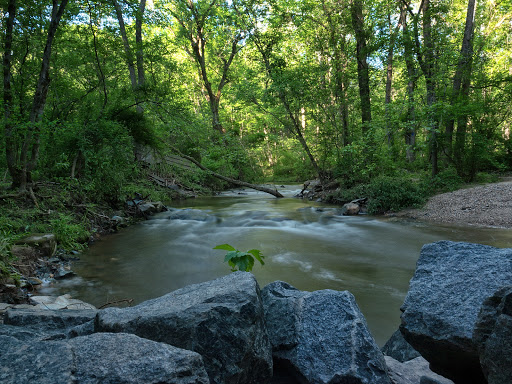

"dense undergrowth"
[325, 168, 500, 215]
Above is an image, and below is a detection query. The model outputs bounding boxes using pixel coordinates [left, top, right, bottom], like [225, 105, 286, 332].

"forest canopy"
[1, 0, 511, 198]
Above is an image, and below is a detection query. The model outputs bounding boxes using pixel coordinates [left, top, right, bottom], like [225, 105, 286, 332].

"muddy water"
[43, 185, 512, 346]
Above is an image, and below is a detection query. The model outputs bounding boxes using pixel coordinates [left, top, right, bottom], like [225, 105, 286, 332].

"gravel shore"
[397, 180, 512, 229]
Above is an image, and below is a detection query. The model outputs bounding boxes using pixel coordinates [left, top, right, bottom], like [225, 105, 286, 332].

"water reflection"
[40, 185, 512, 346]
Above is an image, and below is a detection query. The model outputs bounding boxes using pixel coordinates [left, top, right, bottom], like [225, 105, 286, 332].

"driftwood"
[170, 147, 284, 198]
[98, 298, 134, 309]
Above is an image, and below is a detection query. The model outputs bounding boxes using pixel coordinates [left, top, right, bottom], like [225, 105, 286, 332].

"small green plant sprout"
[213, 244, 265, 272]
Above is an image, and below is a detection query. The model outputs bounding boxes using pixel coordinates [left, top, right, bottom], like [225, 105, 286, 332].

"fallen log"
[170, 147, 284, 198]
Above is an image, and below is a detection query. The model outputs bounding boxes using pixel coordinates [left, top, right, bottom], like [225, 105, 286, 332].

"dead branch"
[99, 298, 134, 309]
[169, 146, 284, 198]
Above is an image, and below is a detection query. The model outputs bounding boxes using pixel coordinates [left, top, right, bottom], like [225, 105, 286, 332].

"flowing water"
[42, 185, 512, 346]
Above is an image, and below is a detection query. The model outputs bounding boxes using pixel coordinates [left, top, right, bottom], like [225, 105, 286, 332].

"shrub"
[365, 176, 426, 214]
[327, 176, 426, 214]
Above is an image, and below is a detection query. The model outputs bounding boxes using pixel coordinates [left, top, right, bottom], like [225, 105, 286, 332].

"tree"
[3, 0, 69, 192]
[445, 0, 477, 175]
[166, 0, 250, 133]
[251, 23, 327, 182]
[351, 0, 372, 132]
[112, 0, 147, 114]
[401, 1, 418, 163]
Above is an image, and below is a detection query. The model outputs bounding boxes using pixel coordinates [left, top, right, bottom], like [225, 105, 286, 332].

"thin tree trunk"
[351, 0, 372, 133]
[135, 0, 146, 95]
[385, 12, 402, 147]
[15, 0, 68, 191]
[87, 0, 108, 112]
[113, 0, 137, 92]
[3, 0, 18, 185]
[450, 0, 477, 170]
[420, 0, 439, 176]
[402, 2, 417, 162]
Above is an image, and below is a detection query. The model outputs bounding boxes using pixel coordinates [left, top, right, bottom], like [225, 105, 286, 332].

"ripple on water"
[273, 252, 313, 272]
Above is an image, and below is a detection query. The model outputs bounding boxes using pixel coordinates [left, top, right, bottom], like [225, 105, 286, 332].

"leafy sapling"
[213, 244, 265, 272]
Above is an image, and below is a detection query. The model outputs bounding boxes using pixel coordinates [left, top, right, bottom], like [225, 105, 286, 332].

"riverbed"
[40, 185, 512, 346]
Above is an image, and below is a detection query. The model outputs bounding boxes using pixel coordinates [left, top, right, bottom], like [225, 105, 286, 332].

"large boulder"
[96, 272, 272, 384]
[400, 241, 512, 383]
[69, 333, 209, 384]
[473, 286, 512, 384]
[0, 335, 74, 384]
[0, 332, 209, 384]
[262, 281, 390, 384]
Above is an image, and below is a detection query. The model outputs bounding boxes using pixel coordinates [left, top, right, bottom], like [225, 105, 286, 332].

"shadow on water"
[40, 185, 512, 346]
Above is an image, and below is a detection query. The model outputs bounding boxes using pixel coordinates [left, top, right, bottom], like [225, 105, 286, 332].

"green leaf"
[214, 244, 236, 252]
[247, 249, 265, 265]
[224, 250, 240, 262]
[237, 255, 255, 272]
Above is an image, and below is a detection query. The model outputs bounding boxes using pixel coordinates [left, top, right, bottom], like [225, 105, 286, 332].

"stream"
[41, 185, 512, 346]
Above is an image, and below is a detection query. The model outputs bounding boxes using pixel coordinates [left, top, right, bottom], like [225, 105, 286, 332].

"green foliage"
[328, 176, 426, 215]
[49, 213, 89, 251]
[202, 134, 263, 187]
[41, 119, 135, 205]
[425, 168, 464, 193]
[364, 177, 426, 214]
[0, 234, 19, 283]
[213, 244, 265, 272]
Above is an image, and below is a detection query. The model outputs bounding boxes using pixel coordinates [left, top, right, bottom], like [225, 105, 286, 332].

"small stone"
[26, 277, 43, 286]
[341, 202, 360, 215]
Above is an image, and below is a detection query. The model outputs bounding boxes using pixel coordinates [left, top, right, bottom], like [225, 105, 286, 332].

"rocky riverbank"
[1, 240, 511, 383]
[395, 180, 512, 228]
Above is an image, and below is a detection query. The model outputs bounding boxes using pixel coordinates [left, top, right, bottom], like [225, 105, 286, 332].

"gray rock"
[382, 329, 421, 362]
[4, 308, 96, 331]
[70, 332, 209, 384]
[15, 233, 56, 256]
[473, 286, 512, 384]
[96, 272, 273, 384]
[262, 281, 390, 384]
[400, 241, 512, 383]
[137, 202, 156, 214]
[0, 335, 74, 384]
[0, 332, 209, 384]
[0, 324, 48, 341]
[66, 319, 95, 338]
[341, 202, 360, 215]
[165, 208, 212, 221]
[385, 356, 454, 384]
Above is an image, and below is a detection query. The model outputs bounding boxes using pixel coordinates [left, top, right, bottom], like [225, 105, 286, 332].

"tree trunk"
[351, 0, 372, 133]
[402, 2, 417, 162]
[113, 0, 138, 92]
[385, 12, 402, 147]
[171, 146, 284, 198]
[421, 0, 439, 176]
[450, 0, 477, 170]
[3, 0, 18, 185]
[135, 0, 146, 95]
[173, 0, 242, 133]
[7, 0, 68, 191]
